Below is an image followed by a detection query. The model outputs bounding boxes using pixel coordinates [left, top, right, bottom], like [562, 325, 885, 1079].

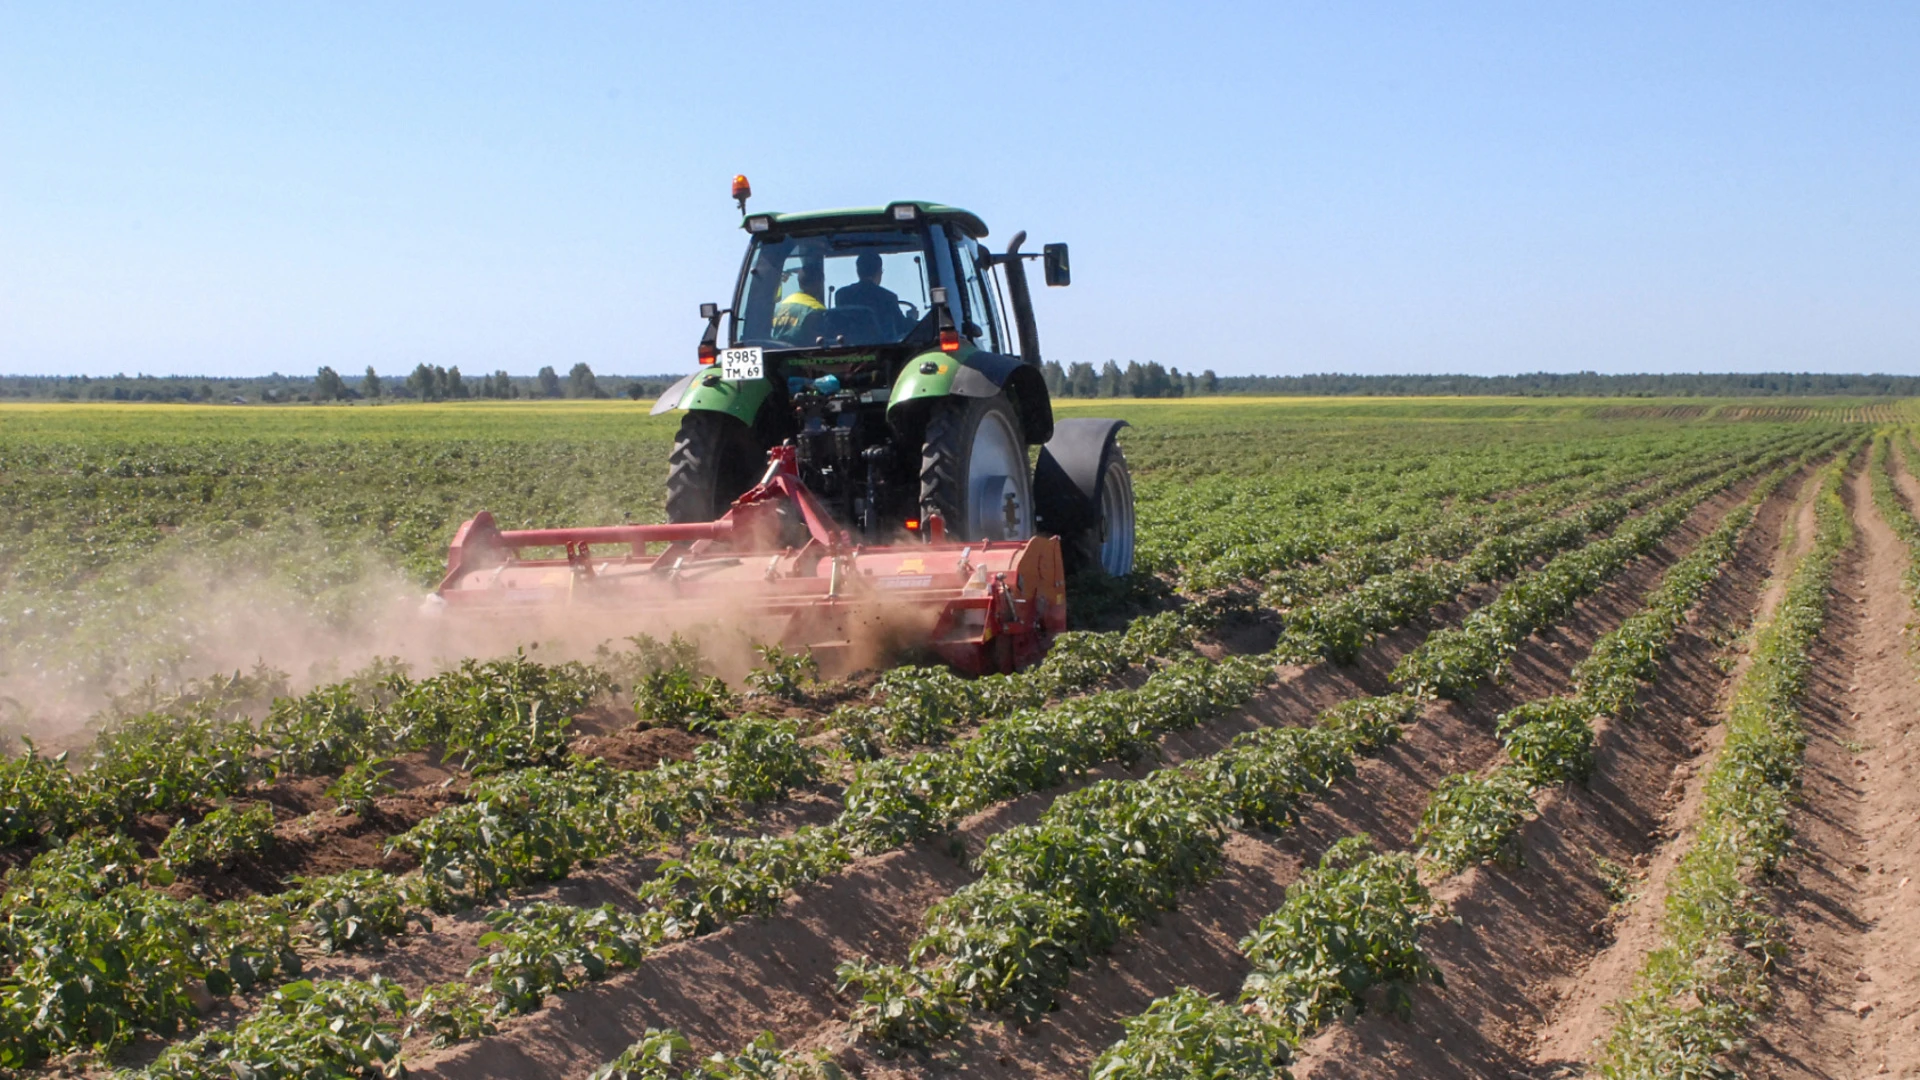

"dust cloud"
[0, 541, 939, 749]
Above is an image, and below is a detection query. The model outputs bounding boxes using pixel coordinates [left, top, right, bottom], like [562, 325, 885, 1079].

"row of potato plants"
[0, 670, 825, 1067]
[1074, 451, 1827, 1080]
[1411, 454, 1800, 873]
[929, 445, 1812, 1068]
[587, 1028, 844, 1080]
[0, 831, 488, 1073]
[1253, 440, 1689, 610]
[1868, 432, 1920, 599]
[1144, 424, 1803, 591]
[1596, 450, 1853, 1078]
[1256, 430, 1818, 616]
[1386, 438, 1830, 701]
[825, 469, 1771, 1055]
[1274, 434, 1829, 667]
[0, 643, 728, 1067]
[0, 652, 609, 850]
[834, 693, 1423, 1045]
[444, 654, 1286, 1022]
[124, 975, 499, 1080]
[56, 618, 1262, 1069]
[385, 607, 1213, 907]
[12, 612, 1249, 1066]
[1088, 837, 1442, 1080]
[621, 841, 1446, 1080]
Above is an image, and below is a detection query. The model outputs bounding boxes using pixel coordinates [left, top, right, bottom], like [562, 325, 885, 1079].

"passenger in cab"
[771, 259, 826, 343]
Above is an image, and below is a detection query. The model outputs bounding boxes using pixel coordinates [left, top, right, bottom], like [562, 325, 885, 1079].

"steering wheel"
[897, 299, 920, 323]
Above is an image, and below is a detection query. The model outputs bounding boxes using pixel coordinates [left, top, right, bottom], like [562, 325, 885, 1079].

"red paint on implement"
[434, 446, 1066, 675]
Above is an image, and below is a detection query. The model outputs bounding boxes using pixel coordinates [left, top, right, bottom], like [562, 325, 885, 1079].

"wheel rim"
[966, 408, 1032, 541]
[1096, 453, 1135, 575]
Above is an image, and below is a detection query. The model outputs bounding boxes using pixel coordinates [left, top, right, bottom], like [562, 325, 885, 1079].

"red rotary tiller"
[433, 445, 1066, 675]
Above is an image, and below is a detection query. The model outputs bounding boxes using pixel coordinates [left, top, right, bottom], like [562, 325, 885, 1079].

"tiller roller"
[432, 446, 1066, 675]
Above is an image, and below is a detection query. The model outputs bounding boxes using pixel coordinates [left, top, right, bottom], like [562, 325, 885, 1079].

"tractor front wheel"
[919, 394, 1034, 542]
[665, 411, 763, 523]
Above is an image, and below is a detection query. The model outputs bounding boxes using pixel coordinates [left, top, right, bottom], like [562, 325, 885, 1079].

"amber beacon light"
[732, 175, 752, 214]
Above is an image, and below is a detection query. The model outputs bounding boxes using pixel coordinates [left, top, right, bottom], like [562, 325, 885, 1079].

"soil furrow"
[1505, 458, 1823, 1072]
[1738, 457, 1920, 1079]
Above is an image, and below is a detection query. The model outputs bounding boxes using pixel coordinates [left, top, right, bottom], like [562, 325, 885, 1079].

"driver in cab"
[770, 259, 826, 343]
[833, 252, 908, 339]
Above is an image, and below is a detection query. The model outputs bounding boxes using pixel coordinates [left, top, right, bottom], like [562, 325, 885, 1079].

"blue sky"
[3, 2, 1916, 378]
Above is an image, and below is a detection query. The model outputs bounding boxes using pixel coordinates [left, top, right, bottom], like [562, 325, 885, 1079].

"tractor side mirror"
[1043, 244, 1071, 287]
[697, 304, 728, 365]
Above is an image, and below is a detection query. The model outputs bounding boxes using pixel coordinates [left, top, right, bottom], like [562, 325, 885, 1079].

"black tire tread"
[917, 399, 971, 535]
[919, 394, 1026, 538]
[666, 411, 759, 523]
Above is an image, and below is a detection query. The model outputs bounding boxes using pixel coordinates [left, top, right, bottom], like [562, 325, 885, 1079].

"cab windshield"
[733, 228, 934, 349]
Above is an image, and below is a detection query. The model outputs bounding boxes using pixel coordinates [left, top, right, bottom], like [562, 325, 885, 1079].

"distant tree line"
[1035, 367, 1920, 399]
[1040, 361, 1220, 398]
[0, 367, 683, 404]
[1205, 371, 1920, 397]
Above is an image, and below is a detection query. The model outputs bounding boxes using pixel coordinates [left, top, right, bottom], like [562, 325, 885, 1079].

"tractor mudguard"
[651, 370, 773, 426]
[1033, 418, 1130, 538]
[889, 346, 1053, 443]
[649, 371, 700, 416]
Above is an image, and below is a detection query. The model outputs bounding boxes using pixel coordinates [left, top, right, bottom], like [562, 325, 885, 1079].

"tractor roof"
[748, 201, 989, 239]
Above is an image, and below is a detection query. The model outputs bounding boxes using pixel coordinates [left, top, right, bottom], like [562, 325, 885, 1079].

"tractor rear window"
[734, 229, 935, 349]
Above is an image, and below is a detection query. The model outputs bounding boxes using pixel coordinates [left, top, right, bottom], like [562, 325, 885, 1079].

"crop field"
[3, 397, 1919, 1079]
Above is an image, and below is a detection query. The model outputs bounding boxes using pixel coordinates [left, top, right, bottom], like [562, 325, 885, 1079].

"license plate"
[720, 347, 763, 381]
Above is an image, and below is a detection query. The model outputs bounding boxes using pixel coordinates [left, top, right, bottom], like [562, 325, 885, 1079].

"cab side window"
[952, 238, 1003, 353]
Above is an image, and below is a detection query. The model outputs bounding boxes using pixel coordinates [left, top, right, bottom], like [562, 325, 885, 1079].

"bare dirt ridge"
[397, 467, 1778, 1080]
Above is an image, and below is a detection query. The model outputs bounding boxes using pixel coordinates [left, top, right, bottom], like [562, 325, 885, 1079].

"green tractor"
[650, 181, 1135, 578]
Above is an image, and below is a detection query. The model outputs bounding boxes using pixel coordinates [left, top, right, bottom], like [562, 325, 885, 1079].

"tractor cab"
[652, 183, 1125, 581]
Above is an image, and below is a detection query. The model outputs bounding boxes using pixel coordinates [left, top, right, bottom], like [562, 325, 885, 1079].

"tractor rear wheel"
[665, 411, 763, 523]
[919, 394, 1034, 542]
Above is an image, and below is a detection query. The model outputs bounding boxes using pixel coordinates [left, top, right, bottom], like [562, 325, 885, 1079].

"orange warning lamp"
[731, 175, 752, 214]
